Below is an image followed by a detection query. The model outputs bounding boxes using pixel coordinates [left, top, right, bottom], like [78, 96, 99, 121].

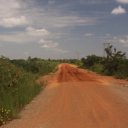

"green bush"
[0, 58, 42, 125]
[114, 72, 128, 79]
[91, 64, 104, 74]
[81, 46, 128, 79]
[114, 60, 128, 79]
[0, 57, 59, 126]
[81, 55, 103, 68]
[11, 58, 59, 75]
[0, 107, 11, 125]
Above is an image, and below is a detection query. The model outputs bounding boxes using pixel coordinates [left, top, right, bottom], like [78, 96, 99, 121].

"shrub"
[81, 45, 128, 79]
[114, 60, 128, 79]
[0, 57, 58, 126]
[91, 64, 104, 74]
[0, 107, 11, 125]
[104, 45, 126, 76]
[81, 55, 103, 68]
[0, 58, 42, 125]
[11, 58, 59, 75]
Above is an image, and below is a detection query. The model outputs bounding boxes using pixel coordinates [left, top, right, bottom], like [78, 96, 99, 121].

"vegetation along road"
[1, 63, 128, 128]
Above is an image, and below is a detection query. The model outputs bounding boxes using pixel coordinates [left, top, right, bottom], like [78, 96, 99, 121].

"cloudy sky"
[0, 0, 128, 59]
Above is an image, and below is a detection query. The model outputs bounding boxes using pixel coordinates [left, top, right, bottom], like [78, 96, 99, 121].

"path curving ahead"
[1, 63, 128, 128]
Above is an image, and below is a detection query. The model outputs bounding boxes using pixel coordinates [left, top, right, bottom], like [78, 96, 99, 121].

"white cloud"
[80, 0, 111, 4]
[116, 0, 128, 4]
[0, 26, 67, 53]
[111, 6, 126, 15]
[0, 0, 96, 29]
[85, 33, 94, 37]
[0, 0, 30, 28]
[0, 27, 50, 43]
[39, 39, 68, 53]
[39, 39, 58, 48]
[0, 0, 20, 18]
[0, 16, 28, 27]
[23, 7, 96, 28]
[110, 35, 128, 46]
[41, 16, 96, 28]
[119, 36, 128, 45]
[26, 27, 50, 37]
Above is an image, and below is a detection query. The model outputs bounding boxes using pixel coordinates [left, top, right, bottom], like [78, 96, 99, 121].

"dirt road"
[1, 64, 128, 128]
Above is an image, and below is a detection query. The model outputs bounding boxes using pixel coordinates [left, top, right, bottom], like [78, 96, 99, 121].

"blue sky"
[0, 0, 128, 59]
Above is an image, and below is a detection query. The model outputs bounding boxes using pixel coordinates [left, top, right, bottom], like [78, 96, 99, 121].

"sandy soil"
[1, 63, 128, 128]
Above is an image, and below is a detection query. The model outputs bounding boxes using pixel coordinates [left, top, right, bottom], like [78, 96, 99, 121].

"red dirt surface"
[1, 63, 128, 128]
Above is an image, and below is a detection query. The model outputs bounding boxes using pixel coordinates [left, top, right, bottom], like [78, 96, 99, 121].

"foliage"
[105, 45, 126, 60]
[0, 57, 58, 126]
[81, 55, 103, 68]
[65, 59, 82, 67]
[0, 107, 11, 125]
[91, 64, 104, 74]
[0, 58, 43, 125]
[104, 45, 126, 76]
[81, 46, 128, 79]
[11, 57, 59, 75]
[114, 60, 128, 79]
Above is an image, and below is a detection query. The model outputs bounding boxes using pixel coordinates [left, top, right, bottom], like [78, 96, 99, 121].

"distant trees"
[81, 45, 128, 79]
[11, 57, 59, 75]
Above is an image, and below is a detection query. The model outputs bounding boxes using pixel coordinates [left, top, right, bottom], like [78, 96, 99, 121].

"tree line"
[81, 45, 128, 79]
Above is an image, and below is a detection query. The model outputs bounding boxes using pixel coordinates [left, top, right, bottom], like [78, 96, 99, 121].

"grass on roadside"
[0, 58, 43, 126]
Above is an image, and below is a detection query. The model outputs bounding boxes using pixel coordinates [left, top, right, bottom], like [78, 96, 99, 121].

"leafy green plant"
[81, 55, 103, 68]
[0, 107, 11, 125]
[104, 45, 126, 76]
[0, 57, 59, 126]
[11, 58, 59, 75]
[0, 58, 42, 126]
[91, 64, 104, 74]
[81, 45, 128, 79]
